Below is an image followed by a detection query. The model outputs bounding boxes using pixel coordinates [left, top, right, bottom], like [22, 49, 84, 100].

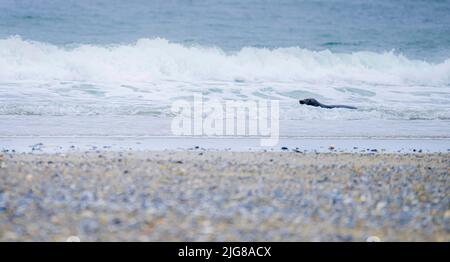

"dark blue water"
[1, 0, 450, 61]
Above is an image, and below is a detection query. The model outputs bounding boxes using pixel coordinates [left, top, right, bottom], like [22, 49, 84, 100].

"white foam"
[1, 36, 449, 120]
[1, 36, 449, 85]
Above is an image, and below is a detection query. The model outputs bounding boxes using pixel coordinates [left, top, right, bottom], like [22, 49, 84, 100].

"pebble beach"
[0, 151, 448, 242]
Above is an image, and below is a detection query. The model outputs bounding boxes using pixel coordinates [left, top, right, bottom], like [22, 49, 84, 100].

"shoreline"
[0, 151, 448, 241]
[1, 136, 449, 154]
[2, 116, 449, 154]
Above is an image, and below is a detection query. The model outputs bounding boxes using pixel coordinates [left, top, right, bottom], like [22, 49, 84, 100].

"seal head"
[299, 98, 321, 107]
[299, 98, 357, 109]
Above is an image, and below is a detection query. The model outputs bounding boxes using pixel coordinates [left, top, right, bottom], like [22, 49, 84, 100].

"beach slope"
[0, 152, 448, 241]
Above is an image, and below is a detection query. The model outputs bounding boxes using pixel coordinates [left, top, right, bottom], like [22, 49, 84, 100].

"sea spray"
[1, 36, 449, 86]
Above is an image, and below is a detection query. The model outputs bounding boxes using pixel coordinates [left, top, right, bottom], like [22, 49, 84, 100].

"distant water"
[2, 0, 450, 60]
[0, 0, 449, 130]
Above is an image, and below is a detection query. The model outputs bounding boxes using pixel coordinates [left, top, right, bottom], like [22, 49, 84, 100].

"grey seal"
[299, 98, 357, 109]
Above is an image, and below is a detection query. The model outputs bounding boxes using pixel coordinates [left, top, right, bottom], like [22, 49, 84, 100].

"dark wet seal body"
[299, 98, 357, 109]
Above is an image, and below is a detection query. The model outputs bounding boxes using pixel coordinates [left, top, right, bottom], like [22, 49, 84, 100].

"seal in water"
[299, 98, 357, 109]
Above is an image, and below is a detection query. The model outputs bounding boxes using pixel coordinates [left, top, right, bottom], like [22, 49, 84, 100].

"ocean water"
[0, 0, 449, 142]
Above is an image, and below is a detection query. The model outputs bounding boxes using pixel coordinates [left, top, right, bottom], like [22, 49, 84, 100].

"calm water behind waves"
[1, 0, 450, 61]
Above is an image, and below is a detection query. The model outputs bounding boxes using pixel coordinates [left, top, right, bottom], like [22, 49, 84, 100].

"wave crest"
[1, 36, 449, 85]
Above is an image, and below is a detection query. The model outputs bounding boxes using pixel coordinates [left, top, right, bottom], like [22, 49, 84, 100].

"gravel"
[0, 151, 448, 241]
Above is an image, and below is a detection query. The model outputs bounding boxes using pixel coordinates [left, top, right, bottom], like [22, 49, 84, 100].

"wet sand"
[0, 151, 449, 241]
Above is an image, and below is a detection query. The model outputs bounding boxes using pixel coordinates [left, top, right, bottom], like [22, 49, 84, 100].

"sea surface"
[0, 0, 449, 148]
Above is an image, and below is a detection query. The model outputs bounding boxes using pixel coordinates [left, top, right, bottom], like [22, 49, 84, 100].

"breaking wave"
[1, 36, 449, 86]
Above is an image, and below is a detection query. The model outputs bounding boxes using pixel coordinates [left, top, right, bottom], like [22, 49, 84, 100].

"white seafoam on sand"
[0, 36, 449, 121]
